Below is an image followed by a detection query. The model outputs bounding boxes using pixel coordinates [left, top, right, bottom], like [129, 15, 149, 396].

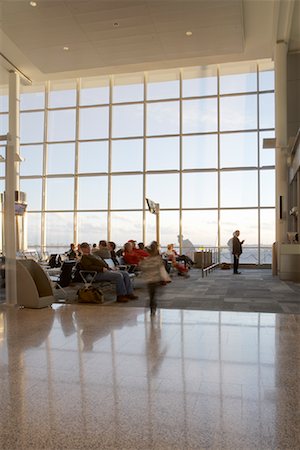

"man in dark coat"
[232, 230, 244, 274]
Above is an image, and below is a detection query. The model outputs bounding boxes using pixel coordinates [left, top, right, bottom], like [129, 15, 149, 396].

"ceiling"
[0, 0, 299, 84]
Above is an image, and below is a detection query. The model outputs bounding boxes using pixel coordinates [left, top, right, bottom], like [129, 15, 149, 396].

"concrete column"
[5, 71, 20, 305]
[275, 41, 289, 247]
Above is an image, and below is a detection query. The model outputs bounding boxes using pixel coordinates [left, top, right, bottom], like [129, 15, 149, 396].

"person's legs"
[95, 271, 126, 296]
[148, 282, 157, 315]
[233, 255, 240, 274]
[119, 271, 135, 296]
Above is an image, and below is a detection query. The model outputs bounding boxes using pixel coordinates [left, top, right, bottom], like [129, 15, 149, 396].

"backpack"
[77, 286, 104, 304]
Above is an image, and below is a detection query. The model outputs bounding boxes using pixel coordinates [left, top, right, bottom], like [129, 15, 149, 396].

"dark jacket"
[80, 254, 109, 273]
[232, 236, 243, 256]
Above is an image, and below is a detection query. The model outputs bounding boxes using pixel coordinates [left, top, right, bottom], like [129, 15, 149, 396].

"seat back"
[58, 260, 77, 287]
[48, 254, 62, 268]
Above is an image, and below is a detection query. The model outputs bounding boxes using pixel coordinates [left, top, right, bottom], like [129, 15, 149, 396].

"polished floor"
[1, 303, 300, 449]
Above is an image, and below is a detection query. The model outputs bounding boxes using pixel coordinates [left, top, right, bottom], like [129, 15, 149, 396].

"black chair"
[49, 260, 77, 299]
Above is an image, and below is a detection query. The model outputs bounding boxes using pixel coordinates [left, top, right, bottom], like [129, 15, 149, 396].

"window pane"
[47, 143, 75, 174]
[182, 173, 217, 208]
[111, 139, 143, 172]
[159, 211, 180, 247]
[78, 141, 108, 173]
[0, 87, 8, 112]
[113, 73, 144, 103]
[259, 131, 275, 167]
[78, 176, 108, 210]
[146, 137, 179, 170]
[220, 209, 258, 249]
[259, 62, 274, 91]
[46, 178, 74, 210]
[20, 112, 44, 143]
[48, 109, 76, 141]
[147, 101, 179, 136]
[220, 171, 258, 207]
[182, 98, 217, 133]
[79, 106, 109, 140]
[80, 76, 109, 106]
[49, 79, 76, 108]
[220, 95, 257, 131]
[45, 213, 74, 247]
[182, 66, 217, 97]
[20, 84, 45, 110]
[20, 179, 42, 211]
[20, 145, 43, 176]
[27, 213, 41, 248]
[260, 209, 275, 246]
[220, 132, 258, 168]
[147, 70, 179, 100]
[260, 169, 275, 207]
[183, 135, 217, 169]
[0, 146, 5, 176]
[0, 113, 8, 135]
[259, 93, 274, 129]
[146, 173, 179, 208]
[111, 211, 143, 246]
[111, 175, 143, 209]
[112, 104, 143, 138]
[78, 212, 107, 244]
[220, 63, 257, 94]
[182, 210, 218, 248]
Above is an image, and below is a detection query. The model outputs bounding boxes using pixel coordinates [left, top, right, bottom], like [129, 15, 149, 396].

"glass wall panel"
[113, 73, 144, 103]
[0, 146, 5, 177]
[78, 176, 108, 210]
[80, 76, 109, 106]
[182, 134, 217, 169]
[182, 98, 217, 133]
[110, 211, 143, 246]
[46, 178, 74, 210]
[77, 212, 107, 244]
[146, 137, 179, 171]
[182, 210, 218, 248]
[20, 83, 45, 110]
[220, 63, 257, 94]
[111, 175, 143, 209]
[220, 132, 258, 168]
[158, 211, 180, 247]
[111, 139, 143, 172]
[182, 172, 218, 208]
[220, 95, 257, 131]
[259, 93, 274, 129]
[260, 208, 275, 245]
[20, 145, 43, 176]
[259, 62, 274, 91]
[182, 66, 217, 97]
[146, 173, 179, 208]
[147, 70, 179, 100]
[78, 141, 108, 173]
[260, 169, 275, 207]
[20, 112, 44, 143]
[0, 113, 8, 135]
[220, 209, 258, 263]
[27, 213, 41, 248]
[220, 170, 258, 207]
[45, 212, 74, 247]
[259, 131, 275, 167]
[145, 211, 156, 245]
[147, 101, 179, 136]
[48, 109, 76, 141]
[49, 79, 76, 108]
[79, 106, 109, 140]
[47, 143, 75, 174]
[112, 104, 143, 138]
[20, 179, 42, 210]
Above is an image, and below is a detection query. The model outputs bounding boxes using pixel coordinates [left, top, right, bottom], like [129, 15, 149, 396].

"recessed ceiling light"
[30, 1, 37, 6]
[63, 46, 69, 51]
[186, 31, 193, 36]
[113, 22, 119, 28]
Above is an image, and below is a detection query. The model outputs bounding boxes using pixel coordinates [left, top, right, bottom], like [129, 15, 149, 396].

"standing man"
[232, 230, 244, 274]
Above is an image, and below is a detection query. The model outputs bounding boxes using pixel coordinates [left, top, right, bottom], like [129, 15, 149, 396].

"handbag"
[77, 286, 104, 303]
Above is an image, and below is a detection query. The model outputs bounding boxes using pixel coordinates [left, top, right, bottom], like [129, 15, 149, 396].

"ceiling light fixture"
[186, 31, 193, 36]
[29, 1, 37, 6]
[113, 22, 119, 28]
[63, 46, 69, 51]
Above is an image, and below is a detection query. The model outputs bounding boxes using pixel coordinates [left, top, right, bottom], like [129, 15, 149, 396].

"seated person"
[123, 241, 149, 266]
[107, 241, 119, 266]
[65, 243, 77, 260]
[165, 244, 189, 276]
[79, 242, 138, 303]
[92, 240, 111, 259]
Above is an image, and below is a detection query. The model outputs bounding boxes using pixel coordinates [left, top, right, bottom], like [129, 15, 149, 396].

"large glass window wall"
[2, 61, 275, 262]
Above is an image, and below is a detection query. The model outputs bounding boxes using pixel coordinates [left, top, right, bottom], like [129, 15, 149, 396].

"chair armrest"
[79, 270, 97, 286]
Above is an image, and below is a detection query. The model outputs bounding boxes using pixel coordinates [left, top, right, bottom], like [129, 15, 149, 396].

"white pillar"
[275, 41, 288, 246]
[5, 71, 20, 306]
